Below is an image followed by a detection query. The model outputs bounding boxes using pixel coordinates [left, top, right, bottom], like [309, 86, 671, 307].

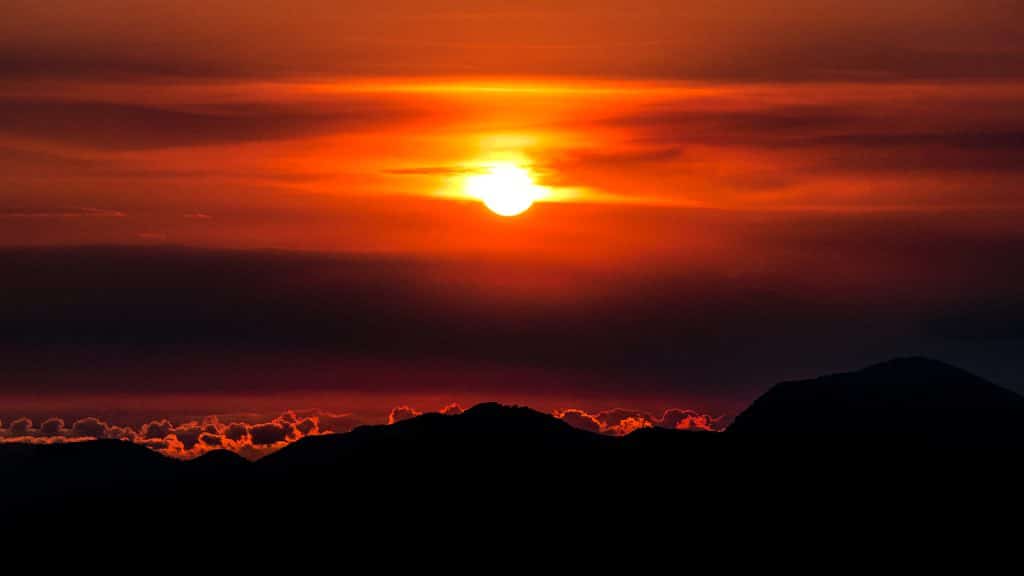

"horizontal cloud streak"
[537, 83, 1024, 209]
[0, 98, 422, 150]
[1, 243, 1023, 405]
[0, 207, 126, 218]
[2, 1, 1022, 82]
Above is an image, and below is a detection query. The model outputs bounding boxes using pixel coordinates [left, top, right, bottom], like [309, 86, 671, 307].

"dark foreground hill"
[1, 358, 1021, 524]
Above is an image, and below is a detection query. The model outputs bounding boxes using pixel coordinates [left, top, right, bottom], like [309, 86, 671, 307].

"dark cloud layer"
[1, 1, 1022, 82]
[0, 241, 1022, 405]
[0, 207, 126, 219]
[594, 100, 1024, 176]
[0, 99, 420, 150]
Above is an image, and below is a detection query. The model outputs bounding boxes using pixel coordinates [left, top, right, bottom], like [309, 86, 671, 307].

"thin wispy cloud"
[0, 207, 126, 218]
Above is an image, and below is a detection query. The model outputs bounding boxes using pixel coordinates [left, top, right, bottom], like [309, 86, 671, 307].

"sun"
[465, 164, 540, 217]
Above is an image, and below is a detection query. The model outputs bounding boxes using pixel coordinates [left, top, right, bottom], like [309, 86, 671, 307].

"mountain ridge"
[727, 356, 1024, 441]
[3, 356, 1021, 521]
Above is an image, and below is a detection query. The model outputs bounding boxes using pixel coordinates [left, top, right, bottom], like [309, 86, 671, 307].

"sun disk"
[465, 164, 540, 217]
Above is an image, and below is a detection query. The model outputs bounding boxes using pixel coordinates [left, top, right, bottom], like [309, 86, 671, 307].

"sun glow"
[465, 164, 542, 217]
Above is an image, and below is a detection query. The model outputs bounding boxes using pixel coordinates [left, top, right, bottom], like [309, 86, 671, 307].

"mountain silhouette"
[257, 402, 611, 471]
[727, 357, 1024, 444]
[2, 357, 1020, 524]
[185, 448, 250, 469]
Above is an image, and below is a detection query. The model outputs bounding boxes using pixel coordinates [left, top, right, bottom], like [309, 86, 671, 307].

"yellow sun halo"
[465, 164, 540, 217]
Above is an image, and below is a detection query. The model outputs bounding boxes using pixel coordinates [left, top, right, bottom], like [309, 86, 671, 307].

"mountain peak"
[861, 356, 982, 378]
[727, 357, 1024, 440]
[187, 448, 250, 466]
[462, 401, 514, 415]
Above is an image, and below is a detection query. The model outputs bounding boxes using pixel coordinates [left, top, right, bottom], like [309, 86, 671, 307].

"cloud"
[606, 104, 865, 143]
[8, 418, 32, 437]
[5, 243, 1024, 409]
[552, 409, 602, 434]
[201, 419, 220, 435]
[588, 98, 1024, 181]
[0, 207, 126, 219]
[312, 411, 361, 434]
[172, 423, 203, 450]
[0, 402, 719, 458]
[585, 409, 657, 435]
[139, 438, 171, 451]
[249, 421, 296, 445]
[384, 166, 488, 177]
[184, 213, 212, 220]
[141, 419, 174, 440]
[439, 403, 464, 416]
[538, 91, 1024, 209]
[612, 416, 653, 435]
[659, 409, 718, 431]
[223, 422, 250, 442]
[39, 417, 65, 436]
[149, 436, 185, 454]
[0, 98, 422, 150]
[74, 417, 137, 440]
[554, 407, 721, 435]
[199, 432, 222, 447]
[295, 417, 318, 436]
[0, 409, 327, 458]
[2, 1, 1021, 82]
[0, 415, 137, 441]
[388, 406, 422, 425]
[69, 417, 112, 439]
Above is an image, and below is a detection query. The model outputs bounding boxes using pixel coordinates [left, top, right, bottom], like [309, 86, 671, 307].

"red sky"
[1, 2, 1023, 457]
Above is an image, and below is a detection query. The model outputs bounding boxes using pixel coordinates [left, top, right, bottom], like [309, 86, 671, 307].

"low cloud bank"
[1, 403, 719, 459]
[553, 407, 720, 435]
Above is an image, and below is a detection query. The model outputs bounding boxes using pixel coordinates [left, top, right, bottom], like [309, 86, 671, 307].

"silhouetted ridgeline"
[1, 357, 1021, 522]
[728, 357, 1024, 442]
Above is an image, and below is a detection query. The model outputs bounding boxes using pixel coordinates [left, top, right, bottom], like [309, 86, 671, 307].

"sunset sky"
[2, 2, 1023, 457]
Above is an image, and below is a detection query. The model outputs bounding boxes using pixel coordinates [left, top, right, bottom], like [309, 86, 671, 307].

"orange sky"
[3, 1, 1023, 258]
[1, 2, 1023, 454]
[3, 77, 1023, 257]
